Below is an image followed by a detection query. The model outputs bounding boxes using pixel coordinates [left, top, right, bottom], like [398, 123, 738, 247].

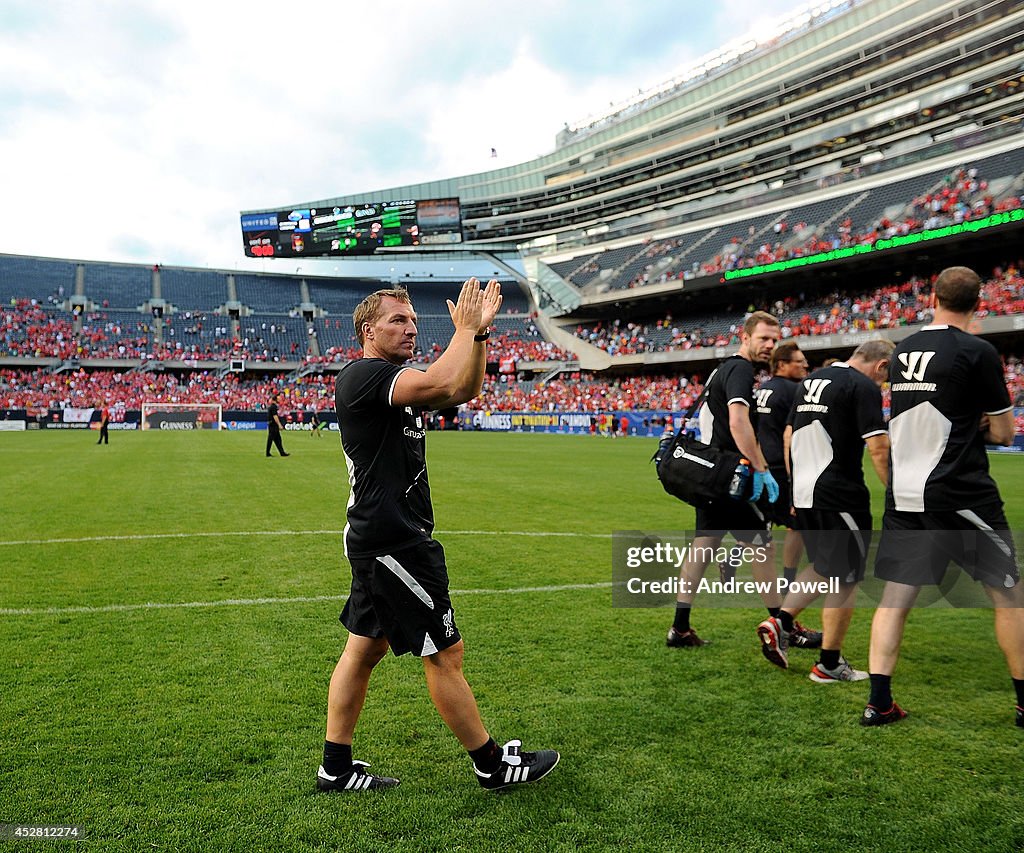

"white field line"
[0, 529, 613, 547]
[0, 582, 614, 617]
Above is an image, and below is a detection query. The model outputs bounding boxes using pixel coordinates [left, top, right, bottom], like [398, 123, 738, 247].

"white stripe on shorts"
[955, 509, 1013, 558]
[838, 511, 867, 557]
[377, 554, 435, 610]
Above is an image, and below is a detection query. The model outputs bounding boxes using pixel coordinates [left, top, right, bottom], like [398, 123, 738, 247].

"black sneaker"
[316, 761, 400, 792]
[860, 703, 908, 727]
[666, 626, 708, 647]
[475, 739, 559, 791]
[788, 621, 823, 649]
[718, 562, 736, 584]
[1016, 705, 1023, 728]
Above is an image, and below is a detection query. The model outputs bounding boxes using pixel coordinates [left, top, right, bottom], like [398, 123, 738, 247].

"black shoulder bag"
[652, 378, 744, 507]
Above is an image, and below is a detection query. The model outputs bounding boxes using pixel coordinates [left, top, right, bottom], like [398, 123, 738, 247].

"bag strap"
[681, 383, 709, 425]
[674, 354, 745, 434]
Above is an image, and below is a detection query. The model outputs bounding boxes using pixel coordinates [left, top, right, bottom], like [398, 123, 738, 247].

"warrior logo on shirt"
[893, 351, 938, 392]
[755, 388, 774, 412]
[796, 378, 832, 414]
[802, 378, 831, 405]
[898, 351, 935, 382]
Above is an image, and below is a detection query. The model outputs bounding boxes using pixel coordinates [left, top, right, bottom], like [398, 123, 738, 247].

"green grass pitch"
[1, 430, 1023, 852]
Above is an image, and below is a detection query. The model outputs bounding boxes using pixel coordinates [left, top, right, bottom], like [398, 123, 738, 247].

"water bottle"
[654, 429, 674, 465]
[728, 458, 751, 499]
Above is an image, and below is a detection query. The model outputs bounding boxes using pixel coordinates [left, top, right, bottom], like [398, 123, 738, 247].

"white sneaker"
[808, 656, 868, 683]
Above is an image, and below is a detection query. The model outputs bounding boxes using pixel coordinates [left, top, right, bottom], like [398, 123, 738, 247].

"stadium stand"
[238, 315, 312, 360]
[0, 256, 76, 306]
[306, 279, 377, 316]
[85, 263, 152, 309]
[585, 155, 1024, 292]
[568, 264, 1024, 355]
[159, 268, 228, 312]
[4, 0, 1024, 438]
[156, 312, 235, 361]
[1, 304, 76, 358]
[234, 274, 303, 312]
[78, 311, 153, 358]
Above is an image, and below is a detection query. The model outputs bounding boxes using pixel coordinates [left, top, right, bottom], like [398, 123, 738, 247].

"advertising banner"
[466, 410, 681, 436]
[62, 407, 95, 423]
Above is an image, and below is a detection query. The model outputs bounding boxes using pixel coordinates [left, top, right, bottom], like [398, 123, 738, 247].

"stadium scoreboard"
[240, 197, 462, 258]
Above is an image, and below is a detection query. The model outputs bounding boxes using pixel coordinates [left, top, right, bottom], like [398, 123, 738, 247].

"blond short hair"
[744, 310, 780, 336]
[353, 287, 412, 346]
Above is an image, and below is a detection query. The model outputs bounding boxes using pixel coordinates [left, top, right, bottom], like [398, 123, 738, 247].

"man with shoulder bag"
[663, 311, 783, 647]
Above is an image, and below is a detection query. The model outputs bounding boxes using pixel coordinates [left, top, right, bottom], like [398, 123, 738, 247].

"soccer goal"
[140, 402, 223, 431]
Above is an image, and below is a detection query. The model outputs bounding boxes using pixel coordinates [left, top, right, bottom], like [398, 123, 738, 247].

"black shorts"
[765, 468, 794, 528]
[695, 497, 773, 547]
[341, 539, 462, 657]
[795, 508, 872, 584]
[874, 504, 1019, 590]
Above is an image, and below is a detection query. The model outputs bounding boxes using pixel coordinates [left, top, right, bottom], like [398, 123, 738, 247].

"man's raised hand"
[479, 279, 502, 332]
[446, 278, 485, 332]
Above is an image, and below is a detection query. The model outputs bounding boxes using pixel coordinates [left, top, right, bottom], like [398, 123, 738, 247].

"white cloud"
[0, 0, 809, 271]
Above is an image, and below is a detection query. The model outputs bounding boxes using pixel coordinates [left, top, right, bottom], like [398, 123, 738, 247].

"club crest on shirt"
[403, 408, 426, 440]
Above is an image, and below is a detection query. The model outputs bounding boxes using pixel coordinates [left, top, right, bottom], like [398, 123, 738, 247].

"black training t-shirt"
[886, 325, 1011, 512]
[697, 355, 758, 453]
[756, 375, 798, 469]
[334, 358, 434, 558]
[788, 363, 887, 512]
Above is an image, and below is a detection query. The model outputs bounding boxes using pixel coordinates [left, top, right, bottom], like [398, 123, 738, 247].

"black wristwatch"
[474, 332, 491, 342]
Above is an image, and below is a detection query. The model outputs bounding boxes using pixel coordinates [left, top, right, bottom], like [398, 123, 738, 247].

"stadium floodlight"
[140, 402, 223, 432]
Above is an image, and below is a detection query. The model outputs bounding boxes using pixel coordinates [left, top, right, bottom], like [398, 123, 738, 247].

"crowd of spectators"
[0, 365, 702, 414]
[0, 302, 306, 363]
[573, 264, 1024, 356]
[607, 165, 1021, 291]
[2, 298, 574, 365]
[2, 301, 80, 359]
[475, 355, 1024, 427]
[476, 373, 704, 413]
[698, 166, 1004, 276]
[302, 315, 572, 366]
[0, 367, 337, 412]
[4, 354, 1024, 433]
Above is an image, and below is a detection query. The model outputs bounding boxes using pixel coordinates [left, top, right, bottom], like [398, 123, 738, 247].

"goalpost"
[140, 402, 223, 431]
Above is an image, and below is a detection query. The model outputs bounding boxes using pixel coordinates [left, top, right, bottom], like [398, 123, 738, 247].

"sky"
[0, 0, 809, 276]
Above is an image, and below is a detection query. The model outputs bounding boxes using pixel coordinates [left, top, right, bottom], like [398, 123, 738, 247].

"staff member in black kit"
[266, 394, 289, 457]
[757, 339, 893, 681]
[864, 266, 1024, 727]
[754, 341, 822, 652]
[666, 310, 782, 648]
[317, 280, 559, 792]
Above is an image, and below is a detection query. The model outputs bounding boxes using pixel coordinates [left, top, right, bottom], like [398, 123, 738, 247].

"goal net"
[140, 402, 223, 431]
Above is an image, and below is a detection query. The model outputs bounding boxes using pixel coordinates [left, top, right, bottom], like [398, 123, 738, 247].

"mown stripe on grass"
[0, 582, 614, 617]
[0, 529, 613, 547]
